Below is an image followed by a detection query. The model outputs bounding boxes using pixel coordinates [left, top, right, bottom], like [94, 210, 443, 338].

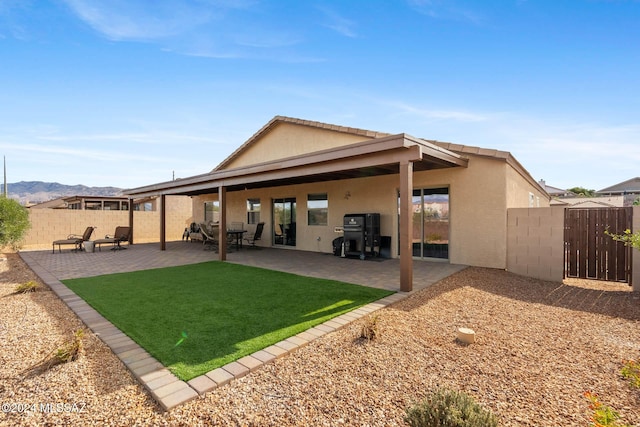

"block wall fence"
[507, 206, 639, 292]
[20, 196, 193, 251]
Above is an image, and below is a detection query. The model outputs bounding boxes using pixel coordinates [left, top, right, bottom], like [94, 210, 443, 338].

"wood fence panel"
[564, 207, 632, 283]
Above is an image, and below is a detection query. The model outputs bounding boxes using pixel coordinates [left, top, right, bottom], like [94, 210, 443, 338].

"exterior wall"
[21, 196, 193, 251]
[192, 175, 399, 253]
[223, 123, 372, 170]
[413, 157, 509, 269]
[191, 154, 544, 270]
[506, 165, 550, 209]
[506, 207, 565, 282]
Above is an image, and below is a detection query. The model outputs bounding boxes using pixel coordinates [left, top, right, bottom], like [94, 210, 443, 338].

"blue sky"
[1, 0, 638, 191]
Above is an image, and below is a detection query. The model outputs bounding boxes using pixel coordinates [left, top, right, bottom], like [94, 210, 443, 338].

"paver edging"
[18, 250, 399, 412]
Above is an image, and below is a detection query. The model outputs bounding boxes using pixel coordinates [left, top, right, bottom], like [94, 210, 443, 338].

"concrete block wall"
[20, 196, 193, 251]
[507, 207, 565, 282]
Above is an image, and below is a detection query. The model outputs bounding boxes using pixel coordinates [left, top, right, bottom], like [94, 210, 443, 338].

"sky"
[0, 0, 638, 192]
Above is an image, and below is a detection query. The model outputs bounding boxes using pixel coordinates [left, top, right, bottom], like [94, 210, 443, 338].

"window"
[307, 193, 328, 226]
[204, 201, 220, 223]
[85, 201, 102, 210]
[103, 201, 120, 211]
[247, 198, 261, 224]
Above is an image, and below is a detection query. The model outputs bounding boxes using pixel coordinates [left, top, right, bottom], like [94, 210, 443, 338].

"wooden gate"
[564, 207, 632, 283]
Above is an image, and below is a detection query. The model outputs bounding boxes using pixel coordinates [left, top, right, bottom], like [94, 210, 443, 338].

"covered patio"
[123, 131, 468, 292]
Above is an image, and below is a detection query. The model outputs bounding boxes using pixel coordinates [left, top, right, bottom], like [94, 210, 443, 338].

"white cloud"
[385, 100, 491, 123]
[61, 0, 218, 41]
[317, 6, 357, 38]
[406, 0, 486, 25]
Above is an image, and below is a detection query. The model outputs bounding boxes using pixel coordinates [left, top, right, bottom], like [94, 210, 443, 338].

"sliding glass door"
[399, 187, 449, 259]
[273, 198, 296, 246]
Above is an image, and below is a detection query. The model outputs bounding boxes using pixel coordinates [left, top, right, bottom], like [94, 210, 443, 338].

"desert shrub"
[54, 329, 85, 364]
[14, 280, 40, 294]
[0, 196, 30, 250]
[359, 315, 379, 342]
[621, 358, 640, 389]
[584, 391, 632, 427]
[405, 388, 498, 427]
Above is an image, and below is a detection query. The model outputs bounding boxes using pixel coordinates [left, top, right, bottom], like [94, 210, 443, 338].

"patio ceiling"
[124, 133, 468, 198]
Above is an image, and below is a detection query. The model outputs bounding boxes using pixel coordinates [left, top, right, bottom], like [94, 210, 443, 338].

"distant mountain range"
[1, 181, 123, 205]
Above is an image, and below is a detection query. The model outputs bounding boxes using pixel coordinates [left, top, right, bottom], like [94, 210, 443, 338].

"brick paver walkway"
[20, 241, 466, 410]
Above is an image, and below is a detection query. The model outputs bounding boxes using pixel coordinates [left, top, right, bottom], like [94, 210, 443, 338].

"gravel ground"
[1, 252, 639, 426]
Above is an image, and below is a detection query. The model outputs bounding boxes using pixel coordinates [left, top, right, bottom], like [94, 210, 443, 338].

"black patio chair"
[244, 222, 265, 248]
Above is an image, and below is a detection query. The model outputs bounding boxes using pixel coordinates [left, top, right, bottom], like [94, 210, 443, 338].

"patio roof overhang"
[123, 134, 468, 198]
[123, 133, 468, 293]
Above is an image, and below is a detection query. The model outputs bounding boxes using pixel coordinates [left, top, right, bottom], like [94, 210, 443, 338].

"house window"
[103, 201, 120, 211]
[307, 193, 328, 226]
[134, 202, 152, 211]
[247, 198, 261, 224]
[85, 201, 102, 210]
[204, 201, 220, 223]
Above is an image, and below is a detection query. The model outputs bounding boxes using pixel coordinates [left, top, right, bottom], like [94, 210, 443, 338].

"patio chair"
[244, 222, 265, 248]
[274, 223, 284, 245]
[52, 226, 95, 253]
[199, 223, 219, 251]
[95, 226, 131, 251]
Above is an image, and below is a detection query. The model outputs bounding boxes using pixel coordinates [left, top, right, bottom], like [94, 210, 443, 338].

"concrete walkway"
[20, 241, 466, 410]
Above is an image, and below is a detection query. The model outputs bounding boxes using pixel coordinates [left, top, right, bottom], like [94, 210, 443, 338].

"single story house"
[124, 116, 549, 291]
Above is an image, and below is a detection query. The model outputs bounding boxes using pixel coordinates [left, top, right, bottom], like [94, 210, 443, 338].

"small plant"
[584, 391, 631, 427]
[359, 315, 379, 342]
[21, 329, 86, 378]
[404, 388, 498, 427]
[604, 228, 640, 251]
[14, 280, 40, 294]
[621, 358, 640, 389]
[53, 329, 85, 365]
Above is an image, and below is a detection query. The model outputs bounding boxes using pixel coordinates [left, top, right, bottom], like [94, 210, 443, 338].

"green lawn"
[63, 261, 393, 381]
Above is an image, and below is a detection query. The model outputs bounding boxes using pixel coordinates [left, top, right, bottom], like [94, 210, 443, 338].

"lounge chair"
[244, 222, 265, 248]
[52, 226, 95, 254]
[95, 226, 131, 251]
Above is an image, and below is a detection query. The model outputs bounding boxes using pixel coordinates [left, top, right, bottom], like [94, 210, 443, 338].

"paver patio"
[19, 241, 466, 410]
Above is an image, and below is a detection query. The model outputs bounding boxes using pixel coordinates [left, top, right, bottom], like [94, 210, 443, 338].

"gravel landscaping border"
[1, 252, 639, 426]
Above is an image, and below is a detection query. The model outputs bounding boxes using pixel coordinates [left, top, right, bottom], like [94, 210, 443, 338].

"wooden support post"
[218, 186, 227, 261]
[399, 160, 413, 292]
[160, 194, 166, 251]
[128, 198, 134, 245]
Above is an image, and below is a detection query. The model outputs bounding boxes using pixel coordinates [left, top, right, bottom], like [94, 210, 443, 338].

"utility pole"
[3, 156, 6, 198]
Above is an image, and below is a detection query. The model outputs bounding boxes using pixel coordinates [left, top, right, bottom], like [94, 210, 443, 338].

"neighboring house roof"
[597, 177, 640, 194]
[567, 199, 620, 208]
[538, 180, 574, 197]
[213, 115, 547, 196]
[29, 195, 129, 209]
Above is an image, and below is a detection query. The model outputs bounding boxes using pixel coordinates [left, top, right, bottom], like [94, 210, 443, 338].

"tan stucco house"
[124, 116, 549, 291]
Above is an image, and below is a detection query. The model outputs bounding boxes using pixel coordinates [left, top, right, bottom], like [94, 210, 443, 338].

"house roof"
[210, 116, 546, 195]
[214, 116, 392, 171]
[597, 177, 640, 194]
[124, 115, 545, 198]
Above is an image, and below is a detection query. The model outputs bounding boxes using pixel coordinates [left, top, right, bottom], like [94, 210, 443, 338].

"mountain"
[1, 181, 123, 205]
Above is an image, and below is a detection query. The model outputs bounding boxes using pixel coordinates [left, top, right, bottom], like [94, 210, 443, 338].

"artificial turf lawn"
[63, 261, 394, 381]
